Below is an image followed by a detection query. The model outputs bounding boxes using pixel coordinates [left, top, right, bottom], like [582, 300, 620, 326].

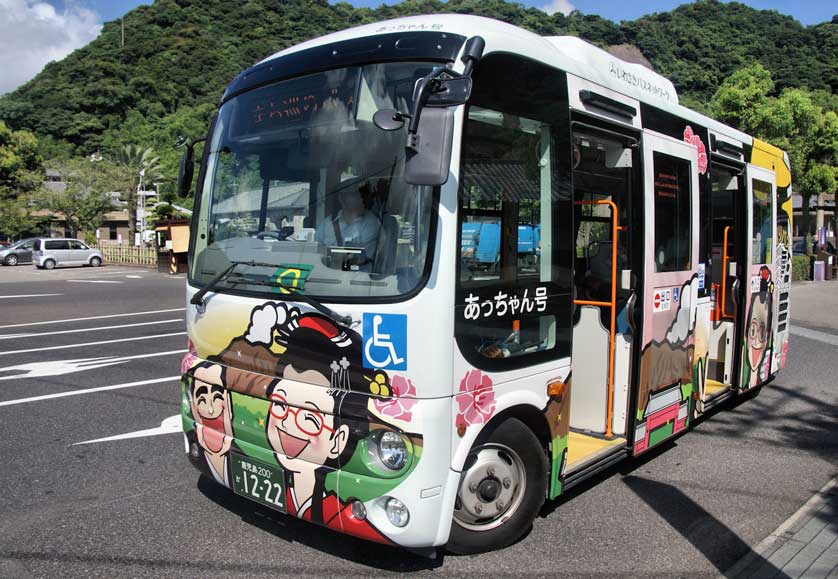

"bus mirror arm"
[372, 36, 484, 186]
[176, 136, 206, 199]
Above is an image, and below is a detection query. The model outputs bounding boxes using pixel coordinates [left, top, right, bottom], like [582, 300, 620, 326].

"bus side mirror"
[404, 107, 454, 187]
[177, 145, 194, 199]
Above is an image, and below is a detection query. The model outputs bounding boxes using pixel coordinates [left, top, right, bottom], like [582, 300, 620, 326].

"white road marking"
[0, 376, 180, 408]
[0, 318, 183, 340]
[66, 279, 123, 284]
[0, 307, 185, 330]
[73, 414, 182, 445]
[0, 349, 186, 381]
[789, 325, 838, 346]
[0, 293, 63, 299]
[0, 331, 186, 356]
[126, 275, 142, 279]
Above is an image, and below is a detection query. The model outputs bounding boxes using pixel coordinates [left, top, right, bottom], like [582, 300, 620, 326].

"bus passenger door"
[740, 164, 776, 389]
[702, 162, 744, 402]
[633, 131, 699, 456]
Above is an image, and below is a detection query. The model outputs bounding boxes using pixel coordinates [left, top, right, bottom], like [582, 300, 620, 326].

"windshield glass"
[191, 62, 439, 300]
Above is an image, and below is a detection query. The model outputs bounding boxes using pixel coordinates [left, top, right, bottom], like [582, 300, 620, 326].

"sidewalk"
[727, 477, 838, 578]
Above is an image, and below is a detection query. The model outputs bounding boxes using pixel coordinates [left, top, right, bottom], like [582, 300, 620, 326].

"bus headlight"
[385, 497, 410, 527]
[377, 431, 407, 470]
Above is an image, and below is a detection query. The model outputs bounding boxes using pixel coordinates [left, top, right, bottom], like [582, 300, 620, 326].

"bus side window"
[455, 53, 573, 371]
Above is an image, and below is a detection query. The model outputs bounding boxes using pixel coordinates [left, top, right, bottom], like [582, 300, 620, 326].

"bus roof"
[256, 14, 754, 147]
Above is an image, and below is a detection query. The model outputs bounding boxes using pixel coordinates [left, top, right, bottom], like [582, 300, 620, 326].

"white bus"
[177, 14, 792, 554]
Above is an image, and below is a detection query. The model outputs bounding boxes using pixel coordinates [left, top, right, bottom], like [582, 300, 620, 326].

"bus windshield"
[191, 62, 439, 300]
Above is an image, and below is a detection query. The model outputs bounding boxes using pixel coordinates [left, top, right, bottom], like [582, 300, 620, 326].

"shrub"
[792, 255, 811, 281]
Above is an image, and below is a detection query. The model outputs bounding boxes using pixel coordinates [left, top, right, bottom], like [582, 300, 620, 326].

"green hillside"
[0, 0, 835, 193]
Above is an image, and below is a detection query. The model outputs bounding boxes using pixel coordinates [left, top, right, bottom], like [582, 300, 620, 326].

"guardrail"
[94, 244, 156, 266]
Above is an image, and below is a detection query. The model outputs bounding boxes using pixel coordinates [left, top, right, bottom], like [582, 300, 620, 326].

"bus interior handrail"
[573, 199, 619, 439]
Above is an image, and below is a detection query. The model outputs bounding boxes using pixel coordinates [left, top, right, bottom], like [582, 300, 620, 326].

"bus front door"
[633, 131, 699, 456]
[740, 164, 776, 390]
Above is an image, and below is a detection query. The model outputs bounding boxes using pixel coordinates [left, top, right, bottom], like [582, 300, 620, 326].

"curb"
[725, 476, 838, 578]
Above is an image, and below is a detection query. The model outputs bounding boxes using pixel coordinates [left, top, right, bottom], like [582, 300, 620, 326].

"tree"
[710, 66, 838, 236]
[38, 158, 117, 238]
[0, 121, 44, 240]
[0, 196, 43, 240]
[111, 144, 165, 243]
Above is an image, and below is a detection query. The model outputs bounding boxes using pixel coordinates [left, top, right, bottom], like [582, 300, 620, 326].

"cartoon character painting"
[634, 277, 698, 455]
[182, 302, 415, 544]
[187, 362, 234, 484]
[263, 306, 391, 542]
[743, 266, 774, 388]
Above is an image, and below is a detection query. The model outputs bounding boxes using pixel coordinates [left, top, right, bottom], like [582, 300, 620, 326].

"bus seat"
[372, 214, 399, 275]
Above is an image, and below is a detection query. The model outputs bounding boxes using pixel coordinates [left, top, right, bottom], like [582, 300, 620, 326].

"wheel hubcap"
[453, 443, 526, 531]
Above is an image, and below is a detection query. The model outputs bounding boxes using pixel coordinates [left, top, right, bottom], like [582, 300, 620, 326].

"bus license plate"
[231, 453, 286, 513]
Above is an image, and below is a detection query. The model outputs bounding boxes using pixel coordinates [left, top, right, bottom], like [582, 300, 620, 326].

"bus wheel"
[448, 418, 547, 554]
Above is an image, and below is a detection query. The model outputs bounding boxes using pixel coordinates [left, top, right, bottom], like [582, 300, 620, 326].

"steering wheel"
[256, 231, 282, 241]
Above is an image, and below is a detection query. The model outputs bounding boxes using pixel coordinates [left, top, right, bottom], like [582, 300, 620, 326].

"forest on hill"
[0, 0, 835, 238]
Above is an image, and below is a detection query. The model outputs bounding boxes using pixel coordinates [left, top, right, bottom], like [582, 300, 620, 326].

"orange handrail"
[573, 199, 618, 439]
[721, 226, 733, 319]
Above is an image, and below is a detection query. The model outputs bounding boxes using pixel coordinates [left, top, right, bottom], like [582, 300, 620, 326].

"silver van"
[32, 238, 104, 269]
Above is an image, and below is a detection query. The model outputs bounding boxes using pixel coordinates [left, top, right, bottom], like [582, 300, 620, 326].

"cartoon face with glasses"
[746, 266, 773, 382]
[264, 314, 372, 523]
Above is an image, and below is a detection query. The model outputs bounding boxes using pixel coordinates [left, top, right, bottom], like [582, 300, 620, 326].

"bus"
[177, 14, 793, 554]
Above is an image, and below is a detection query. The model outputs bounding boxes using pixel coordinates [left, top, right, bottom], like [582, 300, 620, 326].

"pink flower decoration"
[181, 338, 199, 375]
[455, 370, 497, 427]
[373, 375, 417, 422]
[683, 126, 708, 175]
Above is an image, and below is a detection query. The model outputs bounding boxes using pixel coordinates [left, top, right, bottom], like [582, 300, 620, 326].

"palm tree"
[112, 144, 165, 243]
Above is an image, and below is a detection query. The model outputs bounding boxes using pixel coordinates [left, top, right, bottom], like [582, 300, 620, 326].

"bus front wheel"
[448, 417, 547, 554]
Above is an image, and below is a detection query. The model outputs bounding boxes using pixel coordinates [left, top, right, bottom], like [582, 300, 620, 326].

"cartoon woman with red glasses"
[264, 308, 390, 543]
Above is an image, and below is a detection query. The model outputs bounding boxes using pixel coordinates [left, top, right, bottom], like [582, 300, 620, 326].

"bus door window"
[571, 130, 634, 331]
[710, 166, 741, 319]
[652, 152, 692, 273]
[706, 164, 742, 386]
[455, 53, 573, 371]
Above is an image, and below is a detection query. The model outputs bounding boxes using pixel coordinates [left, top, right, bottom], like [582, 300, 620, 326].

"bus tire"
[447, 417, 547, 554]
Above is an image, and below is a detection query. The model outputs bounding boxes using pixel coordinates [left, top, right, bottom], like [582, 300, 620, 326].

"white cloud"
[0, 0, 101, 95]
[539, 0, 577, 16]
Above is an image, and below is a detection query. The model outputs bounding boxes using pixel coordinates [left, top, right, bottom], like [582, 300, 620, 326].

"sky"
[0, 0, 835, 95]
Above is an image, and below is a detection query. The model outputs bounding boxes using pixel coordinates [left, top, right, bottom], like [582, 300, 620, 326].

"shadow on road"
[623, 475, 785, 578]
[197, 475, 445, 573]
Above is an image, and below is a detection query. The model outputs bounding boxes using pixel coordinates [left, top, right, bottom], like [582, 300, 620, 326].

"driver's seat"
[372, 215, 399, 275]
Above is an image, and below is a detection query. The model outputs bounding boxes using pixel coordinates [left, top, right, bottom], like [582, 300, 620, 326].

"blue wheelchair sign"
[362, 313, 407, 371]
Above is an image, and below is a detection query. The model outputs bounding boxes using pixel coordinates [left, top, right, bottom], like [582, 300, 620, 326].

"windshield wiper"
[226, 272, 352, 326]
[190, 259, 308, 308]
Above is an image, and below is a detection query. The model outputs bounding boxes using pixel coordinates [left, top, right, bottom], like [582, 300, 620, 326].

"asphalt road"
[0, 263, 835, 578]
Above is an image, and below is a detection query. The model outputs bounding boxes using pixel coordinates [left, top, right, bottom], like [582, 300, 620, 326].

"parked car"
[0, 238, 38, 266]
[792, 238, 837, 256]
[32, 238, 104, 269]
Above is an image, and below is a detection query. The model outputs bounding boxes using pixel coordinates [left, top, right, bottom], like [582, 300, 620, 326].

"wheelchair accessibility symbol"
[362, 313, 407, 371]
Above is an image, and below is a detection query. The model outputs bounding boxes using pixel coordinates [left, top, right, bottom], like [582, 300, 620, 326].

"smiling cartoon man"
[189, 362, 233, 485]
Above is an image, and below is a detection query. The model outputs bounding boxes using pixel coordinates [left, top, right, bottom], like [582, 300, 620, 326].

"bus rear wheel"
[448, 417, 547, 554]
